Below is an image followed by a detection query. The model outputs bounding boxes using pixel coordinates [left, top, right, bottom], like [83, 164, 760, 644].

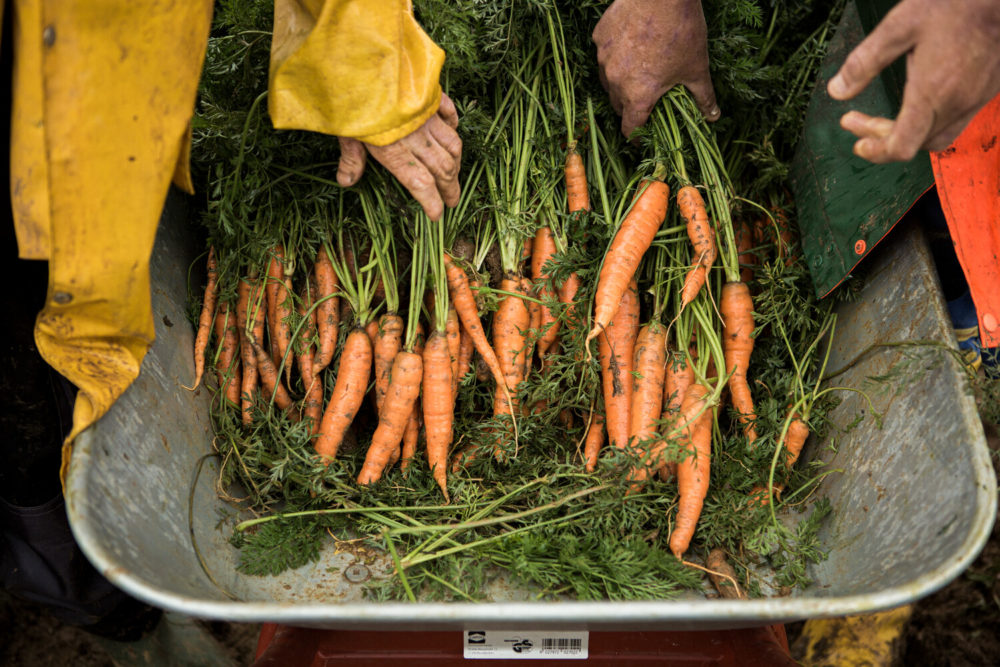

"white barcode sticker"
[463, 629, 589, 659]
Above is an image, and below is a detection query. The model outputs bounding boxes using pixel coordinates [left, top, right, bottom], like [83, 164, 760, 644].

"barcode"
[542, 638, 583, 652]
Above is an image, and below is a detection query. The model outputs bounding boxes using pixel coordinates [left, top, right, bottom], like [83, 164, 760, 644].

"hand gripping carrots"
[586, 179, 670, 348]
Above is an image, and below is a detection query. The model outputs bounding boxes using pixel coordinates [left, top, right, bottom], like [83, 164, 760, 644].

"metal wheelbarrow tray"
[65, 192, 996, 630]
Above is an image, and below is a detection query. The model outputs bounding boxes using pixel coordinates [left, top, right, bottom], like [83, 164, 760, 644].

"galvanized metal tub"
[65, 191, 996, 630]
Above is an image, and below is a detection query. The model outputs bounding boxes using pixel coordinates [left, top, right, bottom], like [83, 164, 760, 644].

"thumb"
[336, 137, 367, 187]
[684, 71, 721, 122]
[827, 9, 914, 100]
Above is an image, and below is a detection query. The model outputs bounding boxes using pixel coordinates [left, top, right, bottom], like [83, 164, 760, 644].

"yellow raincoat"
[5, 0, 444, 482]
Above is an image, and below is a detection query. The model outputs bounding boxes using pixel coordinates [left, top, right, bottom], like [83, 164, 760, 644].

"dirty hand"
[828, 0, 1000, 163]
[593, 0, 719, 139]
[336, 93, 462, 221]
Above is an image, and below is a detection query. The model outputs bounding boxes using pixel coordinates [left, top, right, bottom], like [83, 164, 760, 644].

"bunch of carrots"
[190, 3, 841, 596]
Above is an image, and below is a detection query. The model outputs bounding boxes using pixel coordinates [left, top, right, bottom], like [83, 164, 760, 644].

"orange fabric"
[931, 94, 1000, 347]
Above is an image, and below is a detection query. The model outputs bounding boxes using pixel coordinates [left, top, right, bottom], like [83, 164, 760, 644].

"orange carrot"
[313, 246, 340, 374]
[373, 314, 405, 414]
[401, 405, 421, 473]
[214, 301, 241, 408]
[583, 411, 606, 472]
[565, 149, 590, 213]
[531, 226, 560, 359]
[423, 331, 453, 500]
[557, 271, 582, 331]
[783, 411, 810, 467]
[401, 323, 426, 473]
[445, 304, 461, 397]
[296, 278, 318, 398]
[492, 277, 530, 421]
[677, 185, 717, 309]
[626, 321, 667, 488]
[357, 351, 423, 485]
[670, 382, 712, 559]
[657, 350, 694, 479]
[598, 279, 640, 451]
[721, 282, 758, 444]
[456, 321, 474, 387]
[522, 276, 541, 374]
[586, 180, 669, 346]
[314, 328, 372, 461]
[735, 218, 755, 284]
[365, 319, 379, 349]
[266, 245, 285, 364]
[237, 278, 259, 425]
[444, 254, 508, 395]
[275, 262, 295, 386]
[250, 336, 294, 411]
[188, 247, 218, 390]
[300, 351, 323, 436]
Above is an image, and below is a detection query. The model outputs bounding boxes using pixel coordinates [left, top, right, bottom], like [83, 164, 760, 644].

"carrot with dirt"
[445, 303, 461, 396]
[625, 320, 667, 488]
[455, 321, 474, 387]
[492, 276, 530, 426]
[669, 380, 712, 559]
[443, 255, 507, 389]
[360, 188, 405, 417]
[401, 322, 425, 474]
[583, 410, 606, 472]
[598, 279, 639, 452]
[657, 347, 695, 480]
[214, 300, 241, 409]
[721, 281, 758, 443]
[659, 91, 760, 444]
[295, 277, 322, 431]
[531, 223, 560, 360]
[625, 249, 671, 487]
[423, 289, 454, 497]
[735, 218, 756, 284]
[250, 336, 294, 412]
[313, 232, 378, 462]
[265, 244, 285, 364]
[676, 185, 717, 310]
[237, 276, 263, 425]
[313, 243, 340, 375]
[186, 246, 218, 391]
[358, 213, 431, 486]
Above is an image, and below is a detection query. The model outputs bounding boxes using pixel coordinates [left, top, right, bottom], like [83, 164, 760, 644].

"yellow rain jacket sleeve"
[7, 0, 444, 483]
[269, 0, 445, 146]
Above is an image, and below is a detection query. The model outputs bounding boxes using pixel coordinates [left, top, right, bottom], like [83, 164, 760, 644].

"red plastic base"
[253, 624, 794, 666]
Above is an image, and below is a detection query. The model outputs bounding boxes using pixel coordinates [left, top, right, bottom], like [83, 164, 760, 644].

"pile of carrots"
[190, 3, 835, 590]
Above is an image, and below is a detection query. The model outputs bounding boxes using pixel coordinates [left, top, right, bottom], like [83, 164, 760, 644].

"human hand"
[593, 0, 719, 139]
[828, 0, 1000, 163]
[336, 93, 462, 221]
